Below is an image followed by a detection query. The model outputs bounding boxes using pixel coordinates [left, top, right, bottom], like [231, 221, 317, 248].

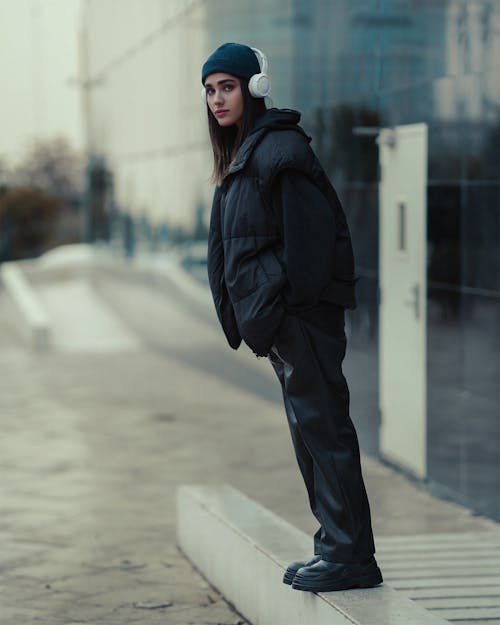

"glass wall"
[205, 0, 500, 518]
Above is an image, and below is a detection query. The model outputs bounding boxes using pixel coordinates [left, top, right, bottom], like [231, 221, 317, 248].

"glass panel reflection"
[203, 0, 500, 519]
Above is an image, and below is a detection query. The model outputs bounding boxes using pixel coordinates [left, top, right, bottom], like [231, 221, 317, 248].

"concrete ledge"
[176, 485, 448, 625]
[0, 262, 50, 350]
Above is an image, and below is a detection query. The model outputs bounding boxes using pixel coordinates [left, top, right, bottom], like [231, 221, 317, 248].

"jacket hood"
[251, 107, 304, 134]
[226, 108, 310, 177]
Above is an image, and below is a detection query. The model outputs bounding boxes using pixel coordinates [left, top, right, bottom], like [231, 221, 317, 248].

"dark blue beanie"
[201, 43, 261, 84]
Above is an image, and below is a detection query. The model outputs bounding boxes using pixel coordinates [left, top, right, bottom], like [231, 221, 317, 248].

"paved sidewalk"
[0, 262, 497, 625]
[0, 295, 251, 625]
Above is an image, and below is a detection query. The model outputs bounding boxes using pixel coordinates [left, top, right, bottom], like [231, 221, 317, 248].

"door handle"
[405, 283, 420, 320]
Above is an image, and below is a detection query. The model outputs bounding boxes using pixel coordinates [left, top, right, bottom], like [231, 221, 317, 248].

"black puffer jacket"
[207, 108, 356, 357]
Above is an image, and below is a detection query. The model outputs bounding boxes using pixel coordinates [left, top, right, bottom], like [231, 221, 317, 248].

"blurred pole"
[30, 0, 45, 140]
[78, 0, 92, 243]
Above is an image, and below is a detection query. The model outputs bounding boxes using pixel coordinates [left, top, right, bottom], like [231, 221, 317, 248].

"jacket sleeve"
[271, 168, 336, 311]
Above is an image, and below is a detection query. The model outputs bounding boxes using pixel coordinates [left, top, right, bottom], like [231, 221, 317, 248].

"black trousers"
[268, 305, 375, 563]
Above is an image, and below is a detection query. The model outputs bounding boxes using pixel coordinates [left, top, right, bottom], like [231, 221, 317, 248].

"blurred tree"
[0, 137, 84, 261]
[14, 137, 83, 198]
[0, 158, 9, 185]
[0, 186, 62, 262]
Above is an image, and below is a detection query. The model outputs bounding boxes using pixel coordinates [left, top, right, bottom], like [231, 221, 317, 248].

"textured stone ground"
[0, 267, 496, 625]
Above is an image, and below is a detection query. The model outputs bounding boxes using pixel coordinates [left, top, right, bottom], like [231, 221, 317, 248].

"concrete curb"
[0, 245, 211, 352]
[0, 262, 50, 351]
[176, 484, 448, 625]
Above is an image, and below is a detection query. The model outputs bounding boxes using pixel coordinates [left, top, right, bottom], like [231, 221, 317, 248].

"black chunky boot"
[291, 556, 383, 592]
[283, 554, 322, 585]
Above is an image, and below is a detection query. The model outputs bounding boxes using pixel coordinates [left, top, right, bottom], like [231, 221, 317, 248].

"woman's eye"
[224, 85, 233, 91]
[206, 88, 214, 96]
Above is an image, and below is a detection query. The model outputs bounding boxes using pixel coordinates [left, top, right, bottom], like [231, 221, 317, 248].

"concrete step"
[176, 484, 449, 625]
[376, 531, 500, 622]
[0, 262, 50, 350]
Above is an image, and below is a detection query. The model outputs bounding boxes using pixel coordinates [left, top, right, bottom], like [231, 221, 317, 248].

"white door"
[377, 123, 428, 479]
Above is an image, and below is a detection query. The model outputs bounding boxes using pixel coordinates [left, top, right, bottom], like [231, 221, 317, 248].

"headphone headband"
[251, 47, 268, 75]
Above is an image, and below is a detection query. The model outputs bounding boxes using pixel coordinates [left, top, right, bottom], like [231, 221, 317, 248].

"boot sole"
[292, 568, 383, 592]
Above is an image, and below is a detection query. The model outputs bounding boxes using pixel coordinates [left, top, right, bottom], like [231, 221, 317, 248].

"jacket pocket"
[257, 247, 284, 279]
[224, 237, 284, 303]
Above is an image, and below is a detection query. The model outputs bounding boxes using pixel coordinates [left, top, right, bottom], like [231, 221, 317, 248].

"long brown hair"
[206, 77, 267, 186]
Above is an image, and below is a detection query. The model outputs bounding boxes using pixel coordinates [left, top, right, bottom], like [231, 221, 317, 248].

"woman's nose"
[214, 89, 224, 105]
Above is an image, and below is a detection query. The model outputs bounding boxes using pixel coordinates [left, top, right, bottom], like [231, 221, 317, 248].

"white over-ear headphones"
[248, 47, 271, 98]
[201, 47, 271, 103]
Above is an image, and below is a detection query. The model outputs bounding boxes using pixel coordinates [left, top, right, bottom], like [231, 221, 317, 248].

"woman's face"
[204, 72, 244, 127]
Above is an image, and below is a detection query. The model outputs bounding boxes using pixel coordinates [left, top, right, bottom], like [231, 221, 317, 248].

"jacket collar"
[225, 127, 268, 177]
[224, 108, 308, 179]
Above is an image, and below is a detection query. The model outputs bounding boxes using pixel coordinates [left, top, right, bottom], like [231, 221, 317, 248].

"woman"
[202, 42, 382, 593]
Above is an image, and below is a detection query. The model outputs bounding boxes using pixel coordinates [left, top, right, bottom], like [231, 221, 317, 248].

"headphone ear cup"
[248, 73, 271, 98]
[201, 86, 207, 104]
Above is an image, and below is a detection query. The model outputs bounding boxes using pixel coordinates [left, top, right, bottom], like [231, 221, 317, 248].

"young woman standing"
[202, 42, 383, 593]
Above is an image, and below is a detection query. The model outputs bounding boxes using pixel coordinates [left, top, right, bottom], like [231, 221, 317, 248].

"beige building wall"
[80, 0, 213, 232]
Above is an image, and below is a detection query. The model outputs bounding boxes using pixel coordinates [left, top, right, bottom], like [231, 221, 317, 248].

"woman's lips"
[215, 109, 229, 117]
